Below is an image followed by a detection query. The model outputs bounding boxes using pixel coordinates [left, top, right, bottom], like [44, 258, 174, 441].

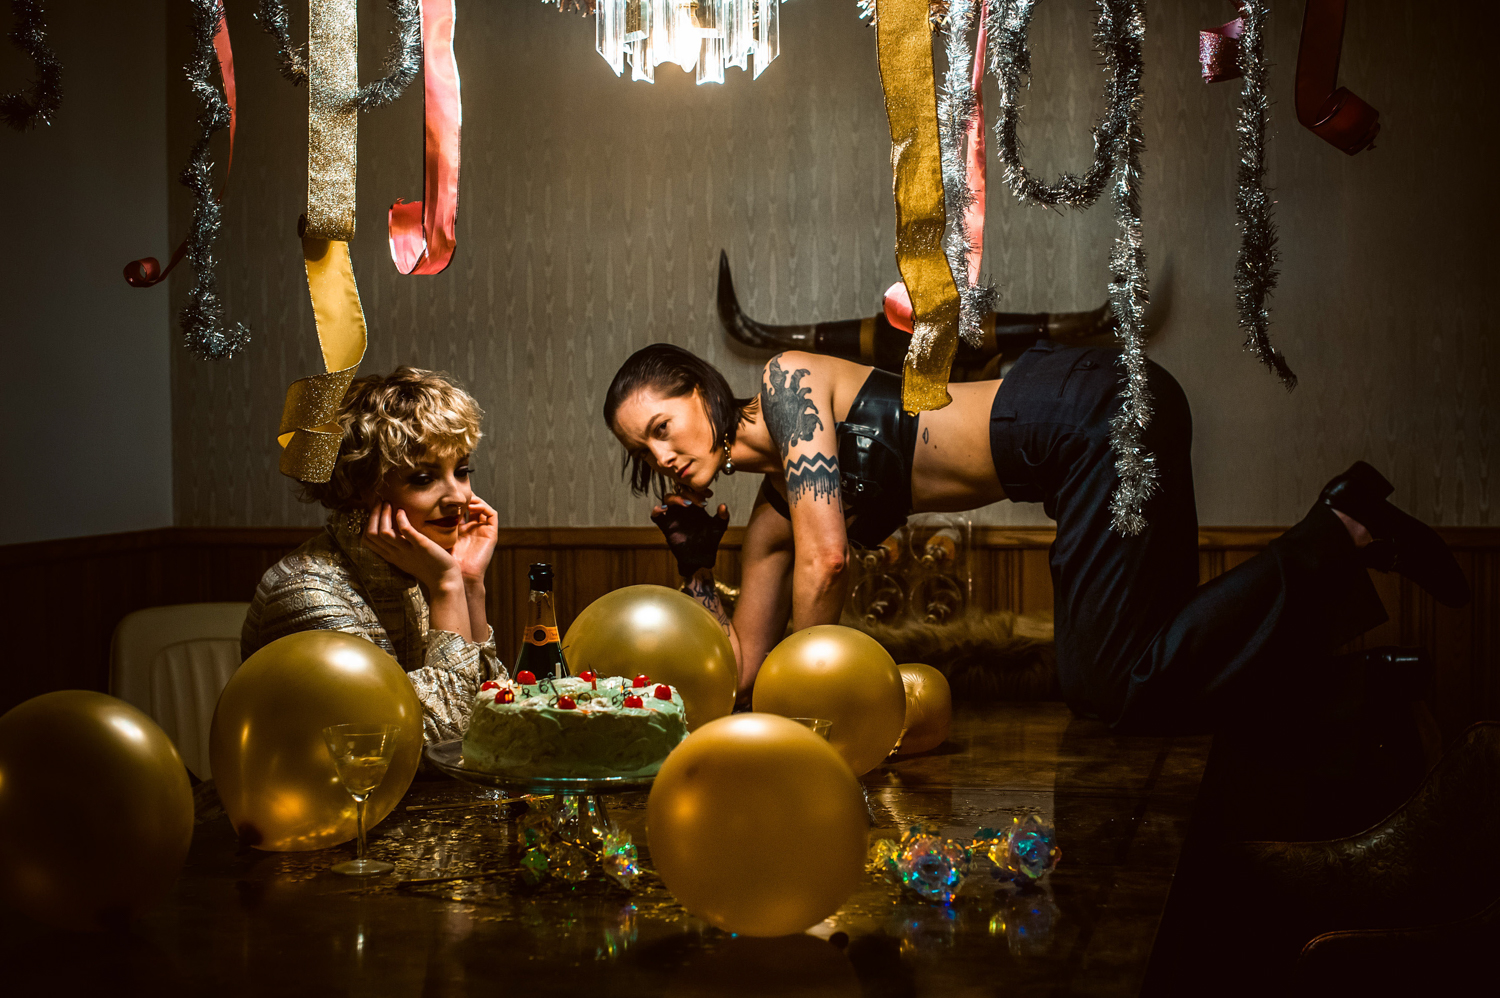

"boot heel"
[1347, 460, 1394, 499]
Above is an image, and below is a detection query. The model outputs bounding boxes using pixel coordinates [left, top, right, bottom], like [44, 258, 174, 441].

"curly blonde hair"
[300, 367, 484, 512]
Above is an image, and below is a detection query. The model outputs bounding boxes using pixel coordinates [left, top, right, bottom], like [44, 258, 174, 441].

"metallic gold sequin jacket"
[241, 514, 504, 742]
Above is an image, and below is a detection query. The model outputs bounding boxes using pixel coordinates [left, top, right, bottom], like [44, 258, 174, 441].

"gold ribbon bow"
[877, 0, 962, 414]
[278, 0, 367, 483]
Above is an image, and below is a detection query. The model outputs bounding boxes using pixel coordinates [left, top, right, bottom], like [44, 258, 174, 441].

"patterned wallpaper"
[169, 0, 1495, 530]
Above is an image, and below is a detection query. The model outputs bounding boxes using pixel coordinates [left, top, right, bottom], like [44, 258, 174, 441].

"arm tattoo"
[762, 357, 824, 461]
[785, 452, 840, 505]
[684, 568, 732, 635]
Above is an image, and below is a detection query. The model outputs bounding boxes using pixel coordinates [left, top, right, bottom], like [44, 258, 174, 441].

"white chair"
[110, 603, 249, 780]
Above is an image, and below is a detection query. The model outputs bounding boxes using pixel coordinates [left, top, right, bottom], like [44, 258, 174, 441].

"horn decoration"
[718, 251, 1117, 379]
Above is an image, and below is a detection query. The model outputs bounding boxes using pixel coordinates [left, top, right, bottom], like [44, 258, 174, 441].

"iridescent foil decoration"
[898, 831, 972, 904]
[601, 830, 641, 889]
[548, 0, 783, 85]
[872, 814, 1060, 906]
[987, 812, 1060, 883]
[1, 0, 61, 130]
[987, 0, 1155, 536]
[511, 801, 645, 889]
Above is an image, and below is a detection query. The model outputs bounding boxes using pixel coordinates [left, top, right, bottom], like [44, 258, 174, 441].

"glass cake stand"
[424, 739, 655, 839]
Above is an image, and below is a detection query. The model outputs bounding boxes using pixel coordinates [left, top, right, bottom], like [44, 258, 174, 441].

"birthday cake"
[462, 671, 688, 779]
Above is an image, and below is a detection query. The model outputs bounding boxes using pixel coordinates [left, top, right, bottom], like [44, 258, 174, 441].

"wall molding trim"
[2, 524, 1495, 737]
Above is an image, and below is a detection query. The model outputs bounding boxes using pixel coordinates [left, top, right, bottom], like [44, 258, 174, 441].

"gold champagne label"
[524, 625, 561, 647]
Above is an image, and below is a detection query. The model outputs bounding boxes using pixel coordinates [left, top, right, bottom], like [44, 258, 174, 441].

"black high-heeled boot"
[1319, 461, 1471, 607]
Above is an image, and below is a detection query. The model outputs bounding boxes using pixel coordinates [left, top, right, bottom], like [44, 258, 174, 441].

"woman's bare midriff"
[910, 379, 1006, 511]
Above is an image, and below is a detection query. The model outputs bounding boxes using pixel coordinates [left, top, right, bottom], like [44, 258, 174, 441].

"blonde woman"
[243, 367, 502, 742]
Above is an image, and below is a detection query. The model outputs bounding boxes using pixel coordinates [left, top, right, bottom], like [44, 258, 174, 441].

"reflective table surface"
[1, 704, 1210, 997]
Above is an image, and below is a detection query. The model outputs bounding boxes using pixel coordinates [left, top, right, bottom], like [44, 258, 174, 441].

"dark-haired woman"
[604, 342, 1469, 732]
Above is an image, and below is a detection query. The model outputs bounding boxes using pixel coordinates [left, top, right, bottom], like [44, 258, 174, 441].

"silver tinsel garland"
[1234, 2, 1296, 389]
[987, 0, 1155, 534]
[1, 0, 61, 130]
[254, 0, 421, 111]
[180, 0, 250, 360]
[936, 0, 995, 349]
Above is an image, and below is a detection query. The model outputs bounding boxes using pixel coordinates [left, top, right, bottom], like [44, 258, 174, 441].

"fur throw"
[851, 610, 1060, 702]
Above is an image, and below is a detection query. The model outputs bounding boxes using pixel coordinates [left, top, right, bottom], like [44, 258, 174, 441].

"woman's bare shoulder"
[760, 351, 869, 394]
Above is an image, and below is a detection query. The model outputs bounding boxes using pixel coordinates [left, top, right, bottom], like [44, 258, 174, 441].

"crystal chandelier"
[548, 1, 785, 84]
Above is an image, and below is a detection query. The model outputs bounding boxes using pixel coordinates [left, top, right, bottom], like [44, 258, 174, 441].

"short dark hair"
[603, 343, 756, 498]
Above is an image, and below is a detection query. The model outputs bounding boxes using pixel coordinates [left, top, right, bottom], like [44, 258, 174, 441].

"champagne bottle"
[515, 563, 568, 680]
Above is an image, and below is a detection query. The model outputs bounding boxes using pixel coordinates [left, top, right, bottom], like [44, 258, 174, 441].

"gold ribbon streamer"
[306, 0, 358, 240]
[277, 237, 368, 481]
[876, 0, 962, 414]
[278, 0, 366, 483]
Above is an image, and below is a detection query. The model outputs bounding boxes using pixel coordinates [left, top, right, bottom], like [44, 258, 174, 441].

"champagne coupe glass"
[789, 717, 833, 740]
[322, 723, 401, 876]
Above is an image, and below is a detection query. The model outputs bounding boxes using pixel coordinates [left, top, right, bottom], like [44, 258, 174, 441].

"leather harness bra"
[761, 368, 920, 549]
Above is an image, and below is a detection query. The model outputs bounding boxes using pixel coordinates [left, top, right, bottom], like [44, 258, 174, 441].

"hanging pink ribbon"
[1295, 0, 1379, 154]
[1199, 15, 1245, 83]
[124, 3, 235, 287]
[963, 5, 988, 288]
[884, 2, 989, 335]
[388, 0, 461, 275]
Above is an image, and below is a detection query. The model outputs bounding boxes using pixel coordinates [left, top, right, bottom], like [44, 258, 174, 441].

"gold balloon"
[0, 691, 194, 930]
[753, 625, 906, 776]
[895, 663, 952, 756]
[647, 714, 867, 937]
[208, 630, 422, 851]
[562, 584, 737, 730]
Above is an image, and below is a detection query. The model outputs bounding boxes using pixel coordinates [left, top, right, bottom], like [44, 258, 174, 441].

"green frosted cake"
[462, 673, 687, 779]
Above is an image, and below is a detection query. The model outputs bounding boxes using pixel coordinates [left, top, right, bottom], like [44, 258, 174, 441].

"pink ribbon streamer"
[389, 0, 462, 275]
[884, 2, 989, 334]
[1199, 16, 1245, 83]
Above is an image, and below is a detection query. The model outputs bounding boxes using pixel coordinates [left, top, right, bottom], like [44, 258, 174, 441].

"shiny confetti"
[601, 831, 640, 890]
[988, 813, 1061, 884]
[546, 840, 591, 883]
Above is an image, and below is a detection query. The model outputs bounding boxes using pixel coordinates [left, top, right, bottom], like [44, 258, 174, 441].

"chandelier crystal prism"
[548, 1, 785, 84]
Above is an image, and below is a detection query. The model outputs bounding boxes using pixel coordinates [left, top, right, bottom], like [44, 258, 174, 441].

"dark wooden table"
[2, 703, 1210, 997]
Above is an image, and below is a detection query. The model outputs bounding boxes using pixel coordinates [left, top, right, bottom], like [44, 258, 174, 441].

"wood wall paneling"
[3, 527, 1496, 742]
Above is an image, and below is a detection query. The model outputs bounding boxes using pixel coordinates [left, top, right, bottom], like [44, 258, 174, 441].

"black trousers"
[990, 343, 1389, 734]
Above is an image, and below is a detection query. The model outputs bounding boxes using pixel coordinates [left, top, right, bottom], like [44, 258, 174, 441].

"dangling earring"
[721, 433, 736, 475]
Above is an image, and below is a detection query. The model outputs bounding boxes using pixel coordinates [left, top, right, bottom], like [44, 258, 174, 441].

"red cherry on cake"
[515, 670, 537, 685]
[479, 681, 500, 691]
[578, 670, 597, 687]
[497, 689, 515, 704]
[632, 675, 650, 688]
[653, 684, 672, 701]
[623, 695, 644, 709]
[556, 695, 577, 710]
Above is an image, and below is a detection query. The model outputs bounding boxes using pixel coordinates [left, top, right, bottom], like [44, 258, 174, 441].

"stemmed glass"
[322, 723, 401, 876]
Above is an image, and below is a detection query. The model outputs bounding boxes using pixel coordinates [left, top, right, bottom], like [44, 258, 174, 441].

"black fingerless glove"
[652, 500, 729, 577]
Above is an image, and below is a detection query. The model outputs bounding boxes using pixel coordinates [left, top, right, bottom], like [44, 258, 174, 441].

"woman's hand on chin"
[452, 496, 499, 584]
[363, 502, 464, 593]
